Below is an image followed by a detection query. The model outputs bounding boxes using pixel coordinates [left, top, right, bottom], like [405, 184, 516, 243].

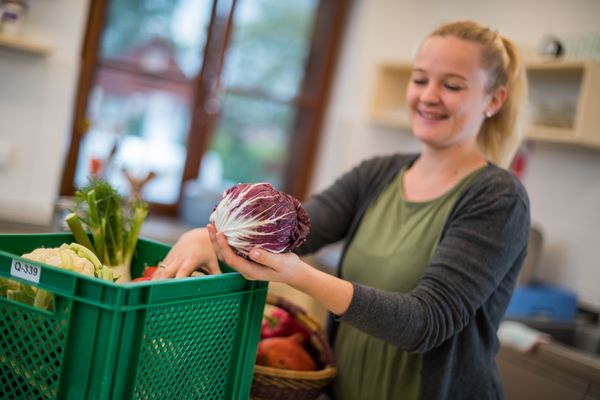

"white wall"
[0, 0, 90, 224]
[311, 0, 600, 308]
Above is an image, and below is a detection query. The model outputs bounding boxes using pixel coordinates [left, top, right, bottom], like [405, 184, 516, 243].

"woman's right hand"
[152, 227, 220, 279]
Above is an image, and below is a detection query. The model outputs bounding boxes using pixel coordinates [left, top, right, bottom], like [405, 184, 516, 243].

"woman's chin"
[412, 128, 446, 143]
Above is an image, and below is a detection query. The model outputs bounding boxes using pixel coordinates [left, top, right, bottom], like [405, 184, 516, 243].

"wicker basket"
[250, 293, 337, 400]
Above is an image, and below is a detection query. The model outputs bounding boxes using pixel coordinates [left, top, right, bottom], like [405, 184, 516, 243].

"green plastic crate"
[0, 233, 268, 400]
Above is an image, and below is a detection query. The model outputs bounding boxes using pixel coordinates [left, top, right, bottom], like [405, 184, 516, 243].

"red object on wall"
[510, 148, 528, 181]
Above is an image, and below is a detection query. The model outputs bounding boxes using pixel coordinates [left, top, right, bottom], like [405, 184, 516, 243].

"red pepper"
[131, 266, 158, 282]
[143, 266, 158, 278]
[260, 308, 310, 341]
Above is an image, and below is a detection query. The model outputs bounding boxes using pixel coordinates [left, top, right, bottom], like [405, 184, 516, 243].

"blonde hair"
[429, 21, 528, 168]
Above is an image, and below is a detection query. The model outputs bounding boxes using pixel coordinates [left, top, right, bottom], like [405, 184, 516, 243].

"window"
[61, 0, 349, 216]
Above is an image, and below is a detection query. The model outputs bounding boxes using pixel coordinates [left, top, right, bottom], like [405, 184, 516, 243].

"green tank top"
[332, 166, 483, 400]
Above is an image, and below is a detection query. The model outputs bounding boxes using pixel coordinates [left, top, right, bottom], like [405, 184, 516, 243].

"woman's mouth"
[417, 110, 448, 120]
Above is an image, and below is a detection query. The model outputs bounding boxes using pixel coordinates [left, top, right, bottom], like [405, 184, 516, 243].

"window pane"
[222, 0, 318, 100]
[75, 0, 214, 204]
[101, 0, 212, 78]
[200, 0, 318, 193]
[75, 72, 192, 204]
[207, 94, 295, 188]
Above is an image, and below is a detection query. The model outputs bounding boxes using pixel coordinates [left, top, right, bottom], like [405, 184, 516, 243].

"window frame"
[60, 0, 351, 214]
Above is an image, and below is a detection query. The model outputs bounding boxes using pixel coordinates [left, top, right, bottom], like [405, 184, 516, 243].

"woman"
[154, 20, 530, 399]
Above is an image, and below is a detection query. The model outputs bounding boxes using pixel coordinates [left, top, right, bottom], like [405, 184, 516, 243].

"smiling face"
[406, 36, 505, 152]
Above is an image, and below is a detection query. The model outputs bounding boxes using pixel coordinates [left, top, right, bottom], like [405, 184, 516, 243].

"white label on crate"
[11, 259, 41, 284]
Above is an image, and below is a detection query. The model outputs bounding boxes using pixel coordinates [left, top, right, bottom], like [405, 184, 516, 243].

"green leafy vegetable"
[68, 177, 149, 273]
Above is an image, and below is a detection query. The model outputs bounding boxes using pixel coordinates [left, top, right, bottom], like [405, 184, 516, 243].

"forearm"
[208, 226, 354, 315]
[290, 261, 354, 316]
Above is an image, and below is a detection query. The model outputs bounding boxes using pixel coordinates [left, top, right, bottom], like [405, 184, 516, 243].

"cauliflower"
[22, 245, 95, 277]
[1, 243, 112, 312]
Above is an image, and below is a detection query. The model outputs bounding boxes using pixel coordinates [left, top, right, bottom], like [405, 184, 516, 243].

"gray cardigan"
[297, 153, 530, 400]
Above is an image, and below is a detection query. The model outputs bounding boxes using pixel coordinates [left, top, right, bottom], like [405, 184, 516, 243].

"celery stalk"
[86, 189, 106, 264]
[123, 200, 149, 267]
[67, 176, 149, 281]
[65, 212, 96, 253]
[105, 220, 120, 266]
[99, 218, 108, 265]
[112, 195, 124, 263]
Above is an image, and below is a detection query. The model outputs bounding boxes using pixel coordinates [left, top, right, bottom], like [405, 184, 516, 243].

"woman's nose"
[420, 84, 440, 103]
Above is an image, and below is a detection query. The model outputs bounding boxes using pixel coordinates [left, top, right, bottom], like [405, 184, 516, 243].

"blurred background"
[1, 1, 600, 397]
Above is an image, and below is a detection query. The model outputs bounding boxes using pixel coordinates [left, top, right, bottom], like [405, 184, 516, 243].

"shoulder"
[475, 164, 528, 201]
[458, 163, 530, 213]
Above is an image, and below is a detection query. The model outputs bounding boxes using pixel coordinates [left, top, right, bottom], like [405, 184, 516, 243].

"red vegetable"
[132, 266, 158, 282]
[256, 333, 316, 371]
[261, 308, 310, 341]
[143, 266, 158, 278]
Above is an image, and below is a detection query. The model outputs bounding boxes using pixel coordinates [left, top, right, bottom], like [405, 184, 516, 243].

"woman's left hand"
[206, 224, 305, 285]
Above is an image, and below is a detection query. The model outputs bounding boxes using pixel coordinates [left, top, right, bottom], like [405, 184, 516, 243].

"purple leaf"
[209, 183, 310, 257]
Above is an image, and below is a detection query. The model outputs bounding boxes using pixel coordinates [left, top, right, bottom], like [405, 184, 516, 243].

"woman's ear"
[485, 86, 508, 117]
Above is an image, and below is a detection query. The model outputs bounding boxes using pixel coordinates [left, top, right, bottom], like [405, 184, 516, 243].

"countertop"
[498, 339, 600, 399]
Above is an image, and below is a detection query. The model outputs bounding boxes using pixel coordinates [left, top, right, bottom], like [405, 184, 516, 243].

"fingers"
[202, 258, 222, 275]
[174, 258, 200, 278]
[207, 224, 237, 269]
[214, 231, 238, 265]
[153, 253, 222, 280]
[248, 246, 298, 272]
[248, 248, 271, 266]
[174, 257, 221, 278]
[209, 229, 267, 280]
[153, 258, 221, 279]
[206, 224, 224, 260]
[152, 252, 173, 279]
[152, 260, 178, 279]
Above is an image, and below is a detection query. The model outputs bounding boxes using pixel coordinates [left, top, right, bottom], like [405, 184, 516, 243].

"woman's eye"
[445, 83, 463, 91]
[412, 79, 427, 86]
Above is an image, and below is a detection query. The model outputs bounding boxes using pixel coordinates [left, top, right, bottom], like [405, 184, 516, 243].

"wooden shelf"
[0, 34, 52, 56]
[370, 63, 412, 129]
[526, 125, 575, 141]
[523, 125, 600, 150]
[526, 59, 600, 148]
[525, 59, 598, 71]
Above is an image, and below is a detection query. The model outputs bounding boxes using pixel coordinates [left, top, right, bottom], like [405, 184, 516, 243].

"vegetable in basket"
[209, 183, 310, 257]
[131, 265, 158, 282]
[256, 333, 316, 371]
[261, 307, 311, 341]
[65, 177, 149, 282]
